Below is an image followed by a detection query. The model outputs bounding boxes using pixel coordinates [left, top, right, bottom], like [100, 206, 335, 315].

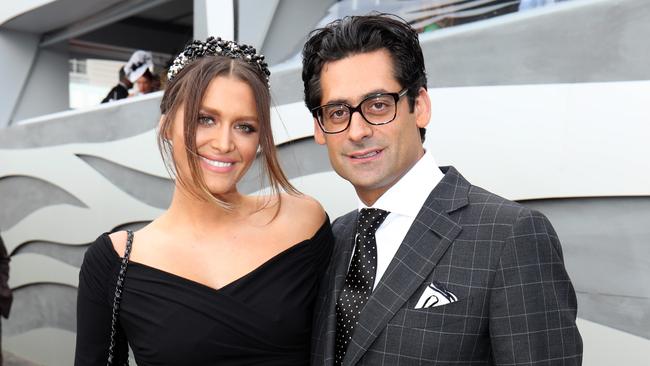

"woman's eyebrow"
[199, 106, 258, 122]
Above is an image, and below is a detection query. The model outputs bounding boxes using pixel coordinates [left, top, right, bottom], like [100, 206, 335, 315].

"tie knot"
[357, 208, 389, 235]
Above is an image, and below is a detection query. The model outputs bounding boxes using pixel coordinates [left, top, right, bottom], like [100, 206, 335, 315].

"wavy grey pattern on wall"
[13, 241, 90, 267]
[76, 154, 174, 209]
[0, 94, 161, 149]
[12, 222, 153, 267]
[522, 196, 650, 339]
[3, 284, 77, 336]
[0, 175, 87, 232]
[238, 137, 330, 194]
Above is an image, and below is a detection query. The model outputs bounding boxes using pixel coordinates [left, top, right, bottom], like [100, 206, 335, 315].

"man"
[302, 14, 582, 365]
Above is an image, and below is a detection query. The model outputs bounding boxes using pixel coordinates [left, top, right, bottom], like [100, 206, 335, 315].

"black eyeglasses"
[311, 88, 408, 134]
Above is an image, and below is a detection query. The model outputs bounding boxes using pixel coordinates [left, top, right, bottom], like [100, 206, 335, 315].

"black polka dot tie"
[334, 208, 389, 366]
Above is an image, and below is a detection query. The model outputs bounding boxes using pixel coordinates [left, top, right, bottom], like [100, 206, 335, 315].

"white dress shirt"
[357, 150, 444, 289]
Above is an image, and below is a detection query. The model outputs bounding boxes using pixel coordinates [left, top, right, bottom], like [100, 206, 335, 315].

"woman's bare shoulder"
[108, 231, 128, 257]
[107, 221, 161, 258]
[279, 193, 326, 231]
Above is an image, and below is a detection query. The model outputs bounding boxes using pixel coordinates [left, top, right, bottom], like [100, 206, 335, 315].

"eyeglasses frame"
[311, 88, 409, 134]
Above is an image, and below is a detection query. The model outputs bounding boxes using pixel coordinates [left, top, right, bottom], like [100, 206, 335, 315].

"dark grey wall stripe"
[13, 241, 89, 267]
[0, 175, 87, 231]
[76, 154, 174, 209]
[4, 284, 77, 336]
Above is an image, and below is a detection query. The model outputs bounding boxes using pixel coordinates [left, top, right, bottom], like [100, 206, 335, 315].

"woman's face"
[136, 75, 153, 94]
[170, 75, 260, 199]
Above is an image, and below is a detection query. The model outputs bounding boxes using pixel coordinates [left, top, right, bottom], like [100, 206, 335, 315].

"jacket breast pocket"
[377, 296, 487, 363]
[388, 296, 472, 332]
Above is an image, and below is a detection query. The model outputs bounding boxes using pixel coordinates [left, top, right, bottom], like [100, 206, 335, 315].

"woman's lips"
[199, 156, 235, 172]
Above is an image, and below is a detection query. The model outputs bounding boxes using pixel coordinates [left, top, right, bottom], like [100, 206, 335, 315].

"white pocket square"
[414, 281, 458, 309]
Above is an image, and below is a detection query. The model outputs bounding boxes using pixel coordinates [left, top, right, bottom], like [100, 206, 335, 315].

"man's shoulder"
[468, 184, 524, 210]
[331, 209, 357, 231]
[462, 181, 552, 234]
[440, 167, 536, 223]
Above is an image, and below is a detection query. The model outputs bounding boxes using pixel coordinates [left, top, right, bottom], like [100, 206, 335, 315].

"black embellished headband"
[167, 37, 271, 87]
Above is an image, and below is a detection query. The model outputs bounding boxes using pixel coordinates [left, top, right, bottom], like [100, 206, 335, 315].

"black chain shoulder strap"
[107, 230, 134, 366]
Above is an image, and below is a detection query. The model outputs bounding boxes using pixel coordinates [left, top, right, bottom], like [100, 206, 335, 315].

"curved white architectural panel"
[8, 253, 79, 288]
[1, 135, 167, 251]
[0, 0, 56, 25]
[424, 81, 650, 200]
[270, 100, 316, 145]
[578, 318, 650, 365]
[286, 171, 358, 218]
[78, 128, 168, 178]
[3, 328, 76, 366]
[3, 203, 160, 253]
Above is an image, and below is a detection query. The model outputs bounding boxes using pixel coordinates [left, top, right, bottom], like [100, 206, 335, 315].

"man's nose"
[346, 111, 372, 142]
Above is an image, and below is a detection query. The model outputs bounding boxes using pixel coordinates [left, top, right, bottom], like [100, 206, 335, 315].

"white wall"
[0, 0, 56, 25]
[12, 49, 70, 122]
[0, 29, 39, 127]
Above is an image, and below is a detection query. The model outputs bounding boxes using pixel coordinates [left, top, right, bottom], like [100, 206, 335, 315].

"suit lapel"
[318, 211, 357, 365]
[343, 166, 469, 366]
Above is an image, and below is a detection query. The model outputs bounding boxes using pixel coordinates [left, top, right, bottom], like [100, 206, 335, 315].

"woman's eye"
[236, 123, 257, 133]
[198, 116, 214, 126]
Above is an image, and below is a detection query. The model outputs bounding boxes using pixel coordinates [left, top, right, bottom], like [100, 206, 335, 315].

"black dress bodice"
[75, 219, 333, 365]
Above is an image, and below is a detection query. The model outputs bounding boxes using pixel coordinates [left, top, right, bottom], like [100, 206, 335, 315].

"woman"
[75, 38, 332, 365]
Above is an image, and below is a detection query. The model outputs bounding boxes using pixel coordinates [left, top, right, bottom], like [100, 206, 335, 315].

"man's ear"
[314, 118, 326, 145]
[414, 87, 431, 129]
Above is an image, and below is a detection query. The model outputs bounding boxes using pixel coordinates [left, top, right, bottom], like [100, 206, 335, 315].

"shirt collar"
[358, 150, 444, 217]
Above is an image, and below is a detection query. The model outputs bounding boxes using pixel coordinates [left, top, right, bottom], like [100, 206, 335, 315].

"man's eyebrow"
[323, 89, 390, 105]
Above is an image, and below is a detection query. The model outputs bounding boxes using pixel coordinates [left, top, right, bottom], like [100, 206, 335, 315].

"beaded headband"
[167, 37, 270, 87]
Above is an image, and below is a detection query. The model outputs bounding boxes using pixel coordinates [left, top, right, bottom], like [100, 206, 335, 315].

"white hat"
[123, 50, 154, 83]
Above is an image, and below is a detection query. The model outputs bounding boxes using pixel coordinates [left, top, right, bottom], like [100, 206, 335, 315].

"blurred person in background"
[134, 68, 160, 95]
[124, 49, 155, 96]
[100, 66, 133, 103]
[135, 68, 154, 94]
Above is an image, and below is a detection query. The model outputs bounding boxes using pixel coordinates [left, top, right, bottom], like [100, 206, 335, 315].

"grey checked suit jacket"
[311, 166, 582, 366]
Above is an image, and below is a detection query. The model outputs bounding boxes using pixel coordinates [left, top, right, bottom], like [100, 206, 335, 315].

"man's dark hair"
[302, 13, 427, 141]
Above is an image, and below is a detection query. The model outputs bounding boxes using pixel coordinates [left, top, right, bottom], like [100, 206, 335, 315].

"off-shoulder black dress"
[74, 219, 333, 366]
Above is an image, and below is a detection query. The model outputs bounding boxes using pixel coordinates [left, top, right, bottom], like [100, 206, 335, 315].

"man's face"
[314, 49, 430, 205]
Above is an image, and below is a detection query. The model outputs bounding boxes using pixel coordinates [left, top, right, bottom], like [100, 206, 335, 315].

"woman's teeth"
[200, 157, 233, 167]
